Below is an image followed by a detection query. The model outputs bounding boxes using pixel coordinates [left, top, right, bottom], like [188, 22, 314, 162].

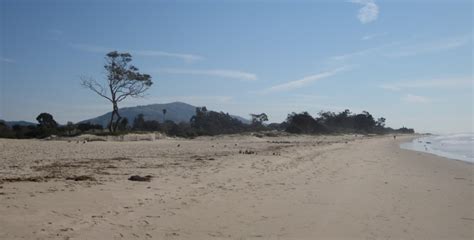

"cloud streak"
[331, 35, 470, 63]
[402, 94, 431, 104]
[261, 67, 348, 94]
[380, 77, 473, 91]
[362, 32, 387, 41]
[70, 43, 203, 62]
[330, 41, 400, 62]
[331, 46, 381, 61]
[386, 36, 470, 57]
[132, 50, 203, 62]
[350, 0, 379, 24]
[46, 29, 64, 41]
[155, 68, 258, 81]
[0, 57, 15, 63]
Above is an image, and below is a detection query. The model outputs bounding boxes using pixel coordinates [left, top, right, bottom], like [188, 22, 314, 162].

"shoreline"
[0, 134, 472, 239]
[400, 134, 474, 164]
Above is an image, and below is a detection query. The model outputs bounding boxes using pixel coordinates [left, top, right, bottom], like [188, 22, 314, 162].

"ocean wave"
[400, 133, 474, 163]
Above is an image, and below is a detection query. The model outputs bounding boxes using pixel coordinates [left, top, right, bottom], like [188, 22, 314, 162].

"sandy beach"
[0, 134, 472, 240]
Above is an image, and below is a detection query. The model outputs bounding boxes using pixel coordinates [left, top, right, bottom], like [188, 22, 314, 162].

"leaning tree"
[250, 113, 268, 125]
[81, 51, 152, 132]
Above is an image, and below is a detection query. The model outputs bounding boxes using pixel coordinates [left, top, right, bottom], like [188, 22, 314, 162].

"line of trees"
[118, 108, 413, 136]
[0, 113, 103, 139]
[0, 107, 414, 139]
[284, 110, 414, 135]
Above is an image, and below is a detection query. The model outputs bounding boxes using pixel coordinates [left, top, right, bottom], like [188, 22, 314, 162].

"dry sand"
[0, 134, 472, 240]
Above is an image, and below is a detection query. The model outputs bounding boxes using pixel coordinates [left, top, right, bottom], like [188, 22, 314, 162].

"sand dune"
[0, 134, 472, 239]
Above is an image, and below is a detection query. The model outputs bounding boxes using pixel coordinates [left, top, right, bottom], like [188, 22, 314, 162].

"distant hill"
[80, 102, 250, 127]
[0, 120, 36, 127]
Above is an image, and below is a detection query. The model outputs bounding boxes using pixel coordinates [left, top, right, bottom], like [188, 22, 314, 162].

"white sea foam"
[400, 133, 474, 163]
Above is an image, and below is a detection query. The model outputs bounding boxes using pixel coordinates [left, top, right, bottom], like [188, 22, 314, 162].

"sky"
[0, 0, 472, 134]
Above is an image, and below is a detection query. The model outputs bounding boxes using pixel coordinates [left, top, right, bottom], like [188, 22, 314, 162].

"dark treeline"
[0, 113, 103, 139]
[0, 108, 414, 139]
[284, 110, 414, 135]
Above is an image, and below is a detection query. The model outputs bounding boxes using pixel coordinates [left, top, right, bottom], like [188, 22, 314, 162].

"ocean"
[400, 133, 474, 163]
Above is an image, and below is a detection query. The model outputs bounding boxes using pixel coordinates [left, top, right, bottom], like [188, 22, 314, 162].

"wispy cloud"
[402, 94, 431, 104]
[0, 57, 15, 63]
[380, 77, 473, 91]
[155, 68, 258, 81]
[46, 29, 64, 41]
[70, 43, 203, 62]
[330, 41, 400, 61]
[261, 67, 348, 94]
[132, 50, 203, 62]
[70, 43, 109, 53]
[386, 35, 471, 57]
[362, 32, 387, 41]
[331, 46, 381, 61]
[379, 85, 402, 91]
[349, 0, 379, 24]
[331, 35, 470, 63]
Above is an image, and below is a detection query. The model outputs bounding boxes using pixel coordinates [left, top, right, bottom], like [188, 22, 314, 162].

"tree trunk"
[109, 102, 121, 133]
[113, 105, 122, 132]
[108, 108, 115, 133]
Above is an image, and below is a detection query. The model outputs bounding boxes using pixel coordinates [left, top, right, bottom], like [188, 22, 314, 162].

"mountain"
[0, 120, 36, 127]
[80, 102, 250, 127]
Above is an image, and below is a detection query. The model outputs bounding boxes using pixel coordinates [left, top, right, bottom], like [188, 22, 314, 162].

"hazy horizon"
[1, 0, 472, 134]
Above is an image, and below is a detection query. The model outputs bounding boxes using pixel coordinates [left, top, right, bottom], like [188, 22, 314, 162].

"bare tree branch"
[80, 76, 113, 102]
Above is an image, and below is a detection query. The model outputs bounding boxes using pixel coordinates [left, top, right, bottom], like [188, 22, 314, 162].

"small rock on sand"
[128, 175, 153, 182]
[66, 175, 96, 181]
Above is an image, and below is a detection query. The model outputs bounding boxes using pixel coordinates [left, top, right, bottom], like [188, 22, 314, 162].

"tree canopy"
[36, 113, 58, 129]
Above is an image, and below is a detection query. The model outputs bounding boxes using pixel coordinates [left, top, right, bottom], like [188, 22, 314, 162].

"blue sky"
[0, 0, 472, 133]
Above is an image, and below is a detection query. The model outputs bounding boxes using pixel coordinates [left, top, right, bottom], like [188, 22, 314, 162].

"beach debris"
[110, 157, 133, 161]
[66, 175, 96, 181]
[240, 150, 256, 155]
[270, 140, 291, 144]
[177, 144, 180, 147]
[1, 176, 46, 183]
[128, 175, 153, 182]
